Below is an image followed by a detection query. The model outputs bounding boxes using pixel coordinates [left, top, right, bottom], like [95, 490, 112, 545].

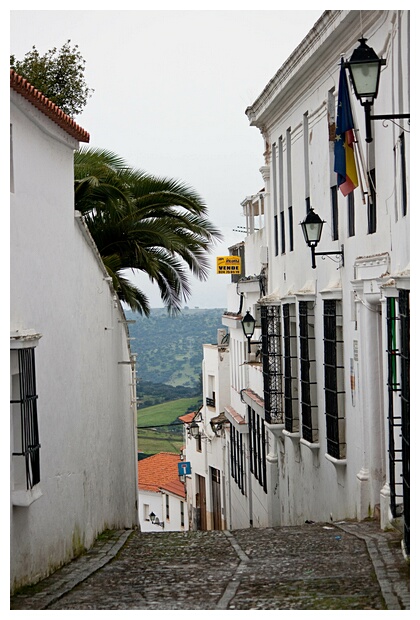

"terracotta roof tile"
[138, 452, 183, 496]
[10, 70, 90, 143]
[179, 412, 196, 424]
[225, 405, 246, 425]
[243, 388, 264, 408]
[160, 479, 186, 499]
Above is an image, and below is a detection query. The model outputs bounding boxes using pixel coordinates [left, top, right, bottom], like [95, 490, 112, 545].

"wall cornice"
[245, 10, 389, 133]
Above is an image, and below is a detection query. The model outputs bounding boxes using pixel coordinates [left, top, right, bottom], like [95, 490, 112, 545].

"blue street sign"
[178, 461, 191, 476]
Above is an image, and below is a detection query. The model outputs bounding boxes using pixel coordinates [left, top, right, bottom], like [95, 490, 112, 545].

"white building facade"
[137, 452, 188, 533]
[10, 72, 139, 592]
[183, 333, 231, 531]
[187, 10, 410, 555]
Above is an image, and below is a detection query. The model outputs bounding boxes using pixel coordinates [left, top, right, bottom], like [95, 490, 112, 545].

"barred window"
[323, 300, 346, 459]
[386, 291, 410, 553]
[248, 406, 267, 492]
[230, 423, 245, 494]
[299, 301, 318, 443]
[261, 304, 283, 424]
[10, 347, 41, 491]
[283, 304, 299, 433]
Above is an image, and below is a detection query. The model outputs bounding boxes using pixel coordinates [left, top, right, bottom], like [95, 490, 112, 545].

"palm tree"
[74, 147, 222, 316]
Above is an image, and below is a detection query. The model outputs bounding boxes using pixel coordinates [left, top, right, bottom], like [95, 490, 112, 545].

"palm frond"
[74, 148, 223, 314]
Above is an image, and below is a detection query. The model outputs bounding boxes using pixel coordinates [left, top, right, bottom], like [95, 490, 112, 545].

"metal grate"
[261, 304, 283, 424]
[299, 302, 318, 442]
[206, 396, 216, 408]
[11, 348, 41, 490]
[399, 290, 410, 555]
[248, 406, 267, 493]
[283, 304, 299, 433]
[386, 296, 402, 518]
[388, 292, 410, 554]
[230, 423, 245, 495]
[323, 300, 346, 459]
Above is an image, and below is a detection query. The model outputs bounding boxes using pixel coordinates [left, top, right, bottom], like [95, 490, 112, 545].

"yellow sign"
[216, 256, 241, 274]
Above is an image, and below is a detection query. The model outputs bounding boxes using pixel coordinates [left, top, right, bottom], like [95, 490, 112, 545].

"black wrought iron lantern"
[346, 37, 384, 102]
[189, 421, 200, 439]
[300, 208, 324, 248]
[300, 208, 344, 269]
[241, 311, 257, 353]
[344, 37, 408, 142]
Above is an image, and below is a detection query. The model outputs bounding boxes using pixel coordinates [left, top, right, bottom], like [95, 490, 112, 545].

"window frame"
[299, 301, 318, 443]
[230, 424, 245, 495]
[248, 406, 267, 493]
[10, 335, 42, 505]
[323, 300, 346, 459]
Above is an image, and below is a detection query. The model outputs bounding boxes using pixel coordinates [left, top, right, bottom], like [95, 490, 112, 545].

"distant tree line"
[138, 380, 201, 407]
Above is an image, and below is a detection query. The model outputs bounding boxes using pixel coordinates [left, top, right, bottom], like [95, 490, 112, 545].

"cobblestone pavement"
[10, 520, 410, 611]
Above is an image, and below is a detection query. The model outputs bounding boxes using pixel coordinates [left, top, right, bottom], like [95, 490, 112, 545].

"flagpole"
[346, 70, 370, 205]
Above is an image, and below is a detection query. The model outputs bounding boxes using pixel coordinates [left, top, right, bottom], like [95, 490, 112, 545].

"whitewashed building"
[187, 10, 410, 555]
[10, 71, 139, 592]
[137, 452, 188, 532]
[181, 330, 231, 531]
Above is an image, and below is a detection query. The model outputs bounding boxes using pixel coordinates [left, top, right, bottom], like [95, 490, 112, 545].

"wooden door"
[196, 474, 207, 530]
[211, 467, 222, 530]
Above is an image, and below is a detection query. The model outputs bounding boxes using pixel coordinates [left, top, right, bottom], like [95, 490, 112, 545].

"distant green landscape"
[126, 307, 226, 457]
[137, 397, 201, 457]
[126, 307, 226, 392]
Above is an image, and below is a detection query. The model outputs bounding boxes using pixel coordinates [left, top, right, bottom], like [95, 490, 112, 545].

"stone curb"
[334, 522, 410, 610]
[11, 529, 134, 610]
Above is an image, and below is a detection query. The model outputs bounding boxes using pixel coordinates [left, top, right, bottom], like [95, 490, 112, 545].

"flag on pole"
[334, 61, 359, 196]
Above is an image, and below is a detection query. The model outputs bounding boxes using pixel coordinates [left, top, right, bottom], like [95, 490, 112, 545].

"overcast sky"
[10, 6, 324, 310]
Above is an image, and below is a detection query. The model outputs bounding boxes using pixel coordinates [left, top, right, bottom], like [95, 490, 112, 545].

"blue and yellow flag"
[334, 61, 358, 196]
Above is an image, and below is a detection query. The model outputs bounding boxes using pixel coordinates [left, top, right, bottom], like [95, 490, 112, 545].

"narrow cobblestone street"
[10, 520, 410, 611]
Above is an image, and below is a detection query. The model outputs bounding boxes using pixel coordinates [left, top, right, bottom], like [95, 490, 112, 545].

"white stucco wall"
[10, 91, 138, 592]
[139, 488, 188, 533]
[201, 10, 409, 534]
[239, 10, 410, 528]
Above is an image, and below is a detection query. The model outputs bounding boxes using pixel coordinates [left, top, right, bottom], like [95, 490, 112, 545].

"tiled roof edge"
[10, 70, 90, 143]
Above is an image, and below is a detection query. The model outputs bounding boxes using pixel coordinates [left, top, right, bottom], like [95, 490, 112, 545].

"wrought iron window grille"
[283, 304, 299, 433]
[260, 304, 283, 424]
[248, 406, 267, 493]
[386, 292, 410, 555]
[11, 347, 41, 490]
[299, 302, 318, 443]
[323, 300, 346, 459]
[230, 423, 245, 495]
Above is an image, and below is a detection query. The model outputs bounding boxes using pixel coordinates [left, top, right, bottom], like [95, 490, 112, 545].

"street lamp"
[241, 310, 258, 353]
[149, 512, 164, 528]
[188, 410, 203, 439]
[344, 37, 409, 142]
[300, 208, 344, 269]
[189, 421, 200, 439]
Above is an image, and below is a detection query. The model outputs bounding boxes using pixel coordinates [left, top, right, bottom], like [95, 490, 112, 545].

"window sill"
[265, 422, 285, 438]
[325, 453, 347, 467]
[282, 430, 300, 441]
[12, 484, 42, 507]
[300, 438, 320, 451]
